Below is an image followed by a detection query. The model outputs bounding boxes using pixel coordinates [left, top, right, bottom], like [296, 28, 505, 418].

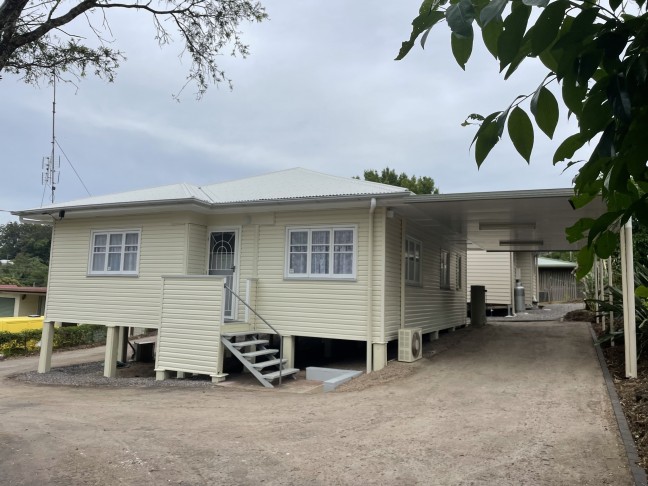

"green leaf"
[553, 133, 586, 164]
[576, 246, 595, 279]
[576, 49, 603, 85]
[594, 230, 618, 259]
[566, 217, 595, 243]
[636, 286, 648, 299]
[530, 0, 568, 56]
[395, 5, 445, 60]
[482, 16, 503, 58]
[497, 2, 531, 70]
[530, 86, 559, 138]
[446, 0, 476, 38]
[475, 121, 500, 167]
[480, 0, 508, 27]
[507, 107, 534, 162]
[562, 76, 587, 117]
[451, 32, 474, 70]
[569, 192, 596, 209]
[522, 0, 549, 5]
[609, 0, 622, 10]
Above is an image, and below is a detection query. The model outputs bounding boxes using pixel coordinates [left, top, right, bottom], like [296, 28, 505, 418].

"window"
[89, 230, 140, 275]
[440, 250, 450, 289]
[286, 227, 355, 278]
[456, 254, 462, 290]
[405, 237, 422, 285]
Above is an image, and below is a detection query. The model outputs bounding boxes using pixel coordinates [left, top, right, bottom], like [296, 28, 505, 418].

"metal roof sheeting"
[17, 168, 411, 214]
[538, 257, 577, 268]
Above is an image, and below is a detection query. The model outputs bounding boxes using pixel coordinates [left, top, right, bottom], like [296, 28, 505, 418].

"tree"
[0, 0, 266, 94]
[360, 167, 440, 194]
[0, 222, 52, 264]
[0, 253, 49, 286]
[397, 0, 648, 278]
[0, 276, 21, 285]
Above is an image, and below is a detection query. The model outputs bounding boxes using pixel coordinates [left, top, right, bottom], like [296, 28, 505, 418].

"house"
[466, 250, 538, 312]
[13, 168, 605, 385]
[538, 257, 580, 302]
[0, 285, 47, 318]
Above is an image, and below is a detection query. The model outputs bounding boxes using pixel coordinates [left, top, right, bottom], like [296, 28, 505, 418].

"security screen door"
[208, 231, 237, 320]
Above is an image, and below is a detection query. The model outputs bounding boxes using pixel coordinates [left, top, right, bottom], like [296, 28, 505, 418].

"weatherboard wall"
[400, 220, 467, 336]
[466, 250, 511, 305]
[44, 213, 191, 327]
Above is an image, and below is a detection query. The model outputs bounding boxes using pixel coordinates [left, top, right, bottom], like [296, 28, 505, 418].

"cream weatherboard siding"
[200, 208, 385, 341]
[44, 213, 190, 328]
[156, 276, 224, 376]
[186, 223, 208, 275]
[383, 216, 403, 340]
[400, 221, 467, 338]
[466, 250, 511, 305]
[514, 252, 536, 306]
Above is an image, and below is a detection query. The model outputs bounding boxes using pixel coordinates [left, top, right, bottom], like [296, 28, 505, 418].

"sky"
[0, 1, 584, 224]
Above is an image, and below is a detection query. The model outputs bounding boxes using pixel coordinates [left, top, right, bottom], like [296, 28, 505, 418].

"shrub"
[0, 324, 107, 357]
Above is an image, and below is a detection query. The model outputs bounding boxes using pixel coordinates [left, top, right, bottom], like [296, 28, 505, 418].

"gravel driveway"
[0, 320, 633, 485]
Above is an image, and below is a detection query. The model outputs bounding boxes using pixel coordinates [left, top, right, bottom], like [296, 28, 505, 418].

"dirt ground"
[0, 321, 633, 486]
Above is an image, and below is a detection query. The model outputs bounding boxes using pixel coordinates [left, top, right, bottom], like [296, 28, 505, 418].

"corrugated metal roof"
[32, 183, 210, 211]
[200, 168, 411, 203]
[17, 168, 410, 214]
[538, 257, 577, 268]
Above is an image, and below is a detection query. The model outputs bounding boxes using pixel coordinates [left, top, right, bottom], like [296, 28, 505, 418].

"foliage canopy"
[359, 167, 440, 194]
[397, 0, 648, 278]
[0, 0, 266, 94]
[0, 222, 51, 263]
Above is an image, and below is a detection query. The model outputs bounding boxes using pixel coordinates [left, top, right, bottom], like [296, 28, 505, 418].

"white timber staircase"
[221, 331, 299, 388]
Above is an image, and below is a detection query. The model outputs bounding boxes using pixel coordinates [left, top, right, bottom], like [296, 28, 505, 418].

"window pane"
[289, 254, 307, 274]
[334, 230, 353, 244]
[94, 234, 107, 246]
[92, 253, 105, 272]
[290, 231, 308, 245]
[125, 233, 139, 246]
[109, 233, 123, 246]
[312, 231, 330, 245]
[334, 253, 353, 274]
[124, 253, 137, 271]
[311, 253, 329, 274]
[107, 253, 121, 272]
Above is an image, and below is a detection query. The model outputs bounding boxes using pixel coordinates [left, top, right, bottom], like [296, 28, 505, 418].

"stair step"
[252, 358, 287, 370]
[221, 331, 260, 338]
[231, 339, 269, 348]
[262, 368, 299, 381]
[241, 349, 278, 358]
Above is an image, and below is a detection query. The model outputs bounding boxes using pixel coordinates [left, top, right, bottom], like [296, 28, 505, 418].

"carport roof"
[391, 188, 606, 252]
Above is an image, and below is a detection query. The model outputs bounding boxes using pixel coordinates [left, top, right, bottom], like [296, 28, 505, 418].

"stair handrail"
[224, 284, 283, 385]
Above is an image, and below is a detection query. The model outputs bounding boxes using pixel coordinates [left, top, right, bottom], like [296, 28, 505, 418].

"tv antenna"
[41, 73, 60, 206]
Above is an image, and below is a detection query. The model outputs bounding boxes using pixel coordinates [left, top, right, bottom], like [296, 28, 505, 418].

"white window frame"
[456, 254, 462, 290]
[440, 249, 451, 289]
[284, 226, 357, 280]
[88, 229, 141, 276]
[404, 236, 423, 286]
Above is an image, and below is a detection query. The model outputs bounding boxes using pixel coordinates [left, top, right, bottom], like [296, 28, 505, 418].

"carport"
[392, 188, 638, 378]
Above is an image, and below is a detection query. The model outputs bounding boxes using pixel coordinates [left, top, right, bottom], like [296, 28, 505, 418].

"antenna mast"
[42, 73, 60, 205]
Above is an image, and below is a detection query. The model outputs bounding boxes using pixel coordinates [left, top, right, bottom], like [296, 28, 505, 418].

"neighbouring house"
[14, 168, 604, 385]
[0, 285, 47, 318]
[466, 250, 538, 311]
[538, 257, 580, 303]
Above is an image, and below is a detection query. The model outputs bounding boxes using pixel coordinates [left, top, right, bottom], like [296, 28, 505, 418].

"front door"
[208, 231, 237, 320]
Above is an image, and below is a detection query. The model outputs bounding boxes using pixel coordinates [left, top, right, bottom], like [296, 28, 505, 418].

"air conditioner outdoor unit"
[398, 328, 423, 362]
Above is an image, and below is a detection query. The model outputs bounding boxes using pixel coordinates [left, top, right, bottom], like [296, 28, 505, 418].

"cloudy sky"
[0, 1, 583, 224]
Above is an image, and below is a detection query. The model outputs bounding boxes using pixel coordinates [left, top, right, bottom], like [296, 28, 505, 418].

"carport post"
[620, 220, 637, 378]
[38, 321, 55, 373]
[117, 326, 129, 362]
[608, 257, 614, 344]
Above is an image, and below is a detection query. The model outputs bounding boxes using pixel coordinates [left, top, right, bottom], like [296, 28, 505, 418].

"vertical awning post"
[621, 220, 637, 378]
[608, 256, 614, 345]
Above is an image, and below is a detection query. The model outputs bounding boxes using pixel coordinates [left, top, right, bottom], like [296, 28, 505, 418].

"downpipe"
[366, 198, 376, 374]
